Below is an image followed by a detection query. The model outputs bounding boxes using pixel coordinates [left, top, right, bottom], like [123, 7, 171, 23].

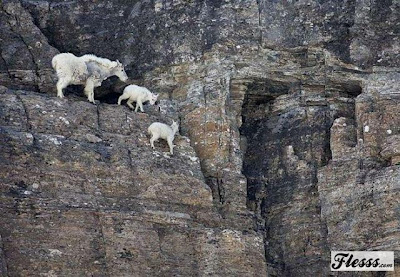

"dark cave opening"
[239, 78, 298, 214]
[239, 78, 363, 275]
[239, 78, 300, 275]
[62, 76, 127, 104]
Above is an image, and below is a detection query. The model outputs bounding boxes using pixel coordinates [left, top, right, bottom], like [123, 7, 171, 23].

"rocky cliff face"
[0, 0, 399, 276]
[0, 86, 266, 276]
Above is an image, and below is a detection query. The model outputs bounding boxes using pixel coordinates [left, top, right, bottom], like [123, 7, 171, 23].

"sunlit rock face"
[1, 0, 399, 276]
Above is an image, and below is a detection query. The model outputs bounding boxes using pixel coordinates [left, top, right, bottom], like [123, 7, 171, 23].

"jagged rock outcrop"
[0, 0, 399, 276]
[0, 1, 58, 92]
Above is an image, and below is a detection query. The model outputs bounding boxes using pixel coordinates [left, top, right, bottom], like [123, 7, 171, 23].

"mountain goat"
[117, 84, 158, 112]
[148, 121, 179, 155]
[52, 53, 128, 103]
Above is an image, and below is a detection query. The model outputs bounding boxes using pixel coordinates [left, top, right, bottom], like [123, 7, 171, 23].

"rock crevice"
[1, 0, 400, 276]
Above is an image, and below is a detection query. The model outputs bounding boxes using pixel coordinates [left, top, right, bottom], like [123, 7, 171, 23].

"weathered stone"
[1, 0, 400, 276]
[0, 235, 7, 276]
[0, 89, 266, 276]
[330, 117, 357, 161]
[381, 135, 400, 165]
[0, 1, 58, 92]
[85, 134, 103, 144]
[318, 162, 400, 258]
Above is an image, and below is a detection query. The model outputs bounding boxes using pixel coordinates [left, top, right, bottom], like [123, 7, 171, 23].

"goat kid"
[148, 121, 179, 155]
[118, 84, 158, 112]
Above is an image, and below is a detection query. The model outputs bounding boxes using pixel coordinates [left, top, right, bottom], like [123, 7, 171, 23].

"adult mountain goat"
[118, 84, 158, 112]
[52, 53, 128, 103]
[148, 121, 179, 155]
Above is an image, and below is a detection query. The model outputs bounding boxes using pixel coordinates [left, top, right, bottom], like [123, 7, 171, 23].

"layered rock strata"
[1, 0, 399, 276]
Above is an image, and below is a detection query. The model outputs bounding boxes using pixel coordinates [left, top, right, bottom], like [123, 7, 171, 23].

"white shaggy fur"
[118, 84, 158, 112]
[148, 121, 179, 154]
[52, 53, 128, 103]
[80, 54, 118, 69]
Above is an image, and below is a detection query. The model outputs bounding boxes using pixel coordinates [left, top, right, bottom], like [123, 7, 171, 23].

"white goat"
[52, 53, 128, 103]
[148, 121, 179, 154]
[118, 84, 158, 112]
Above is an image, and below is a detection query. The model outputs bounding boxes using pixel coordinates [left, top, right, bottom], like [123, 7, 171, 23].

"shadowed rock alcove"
[239, 78, 362, 275]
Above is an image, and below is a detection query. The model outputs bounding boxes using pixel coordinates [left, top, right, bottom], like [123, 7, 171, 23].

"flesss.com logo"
[331, 251, 394, 271]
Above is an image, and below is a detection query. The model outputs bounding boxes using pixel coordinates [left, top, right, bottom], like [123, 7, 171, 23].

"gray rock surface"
[0, 86, 266, 276]
[0, 0, 399, 276]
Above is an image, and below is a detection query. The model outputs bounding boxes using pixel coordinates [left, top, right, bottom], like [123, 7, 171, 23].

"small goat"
[118, 84, 158, 112]
[148, 121, 179, 155]
[52, 53, 128, 103]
